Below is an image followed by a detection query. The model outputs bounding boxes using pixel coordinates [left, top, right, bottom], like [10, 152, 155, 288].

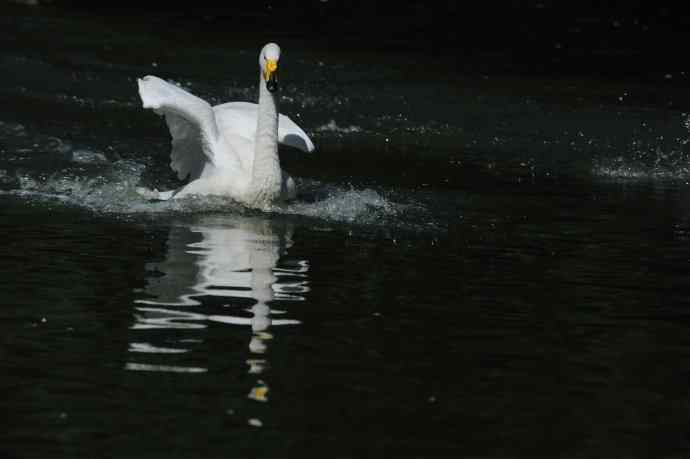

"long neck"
[251, 76, 282, 201]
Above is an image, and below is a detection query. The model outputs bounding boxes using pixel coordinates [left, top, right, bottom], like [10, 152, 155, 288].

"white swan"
[137, 43, 314, 209]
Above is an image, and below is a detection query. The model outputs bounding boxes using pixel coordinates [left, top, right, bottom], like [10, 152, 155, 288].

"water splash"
[2, 117, 407, 220]
[4, 152, 406, 225]
[594, 149, 690, 180]
[315, 119, 363, 134]
[593, 114, 690, 181]
[5, 160, 179, 213]
[282, 183, 399, 224]
[71, 149, 109, 165]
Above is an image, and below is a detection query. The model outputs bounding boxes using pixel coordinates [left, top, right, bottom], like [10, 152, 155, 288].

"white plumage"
[137, 43, 314, 208]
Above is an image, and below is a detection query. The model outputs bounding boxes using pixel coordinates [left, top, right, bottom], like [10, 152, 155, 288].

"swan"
[137, 43, 314, 209]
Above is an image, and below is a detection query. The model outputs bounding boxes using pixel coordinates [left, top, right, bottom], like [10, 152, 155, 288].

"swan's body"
[137, 43, 314, 209]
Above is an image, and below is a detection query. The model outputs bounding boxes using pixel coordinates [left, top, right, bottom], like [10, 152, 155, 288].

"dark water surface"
[2, 5, 690, 458]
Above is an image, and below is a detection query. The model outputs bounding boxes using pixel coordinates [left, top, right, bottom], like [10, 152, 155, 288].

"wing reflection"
[127, 214, 309, 415]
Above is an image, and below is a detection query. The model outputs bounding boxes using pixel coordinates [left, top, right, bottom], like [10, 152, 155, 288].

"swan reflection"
[127, 214, 309, 385]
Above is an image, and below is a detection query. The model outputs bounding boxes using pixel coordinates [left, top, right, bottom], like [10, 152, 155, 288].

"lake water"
[2, 5, 690, 458]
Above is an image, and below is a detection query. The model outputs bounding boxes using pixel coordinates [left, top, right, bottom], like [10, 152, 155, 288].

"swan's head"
[259, 43, 281, 93]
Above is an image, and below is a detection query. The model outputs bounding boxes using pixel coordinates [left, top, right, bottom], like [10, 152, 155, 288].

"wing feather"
[138, 76, 220, 180]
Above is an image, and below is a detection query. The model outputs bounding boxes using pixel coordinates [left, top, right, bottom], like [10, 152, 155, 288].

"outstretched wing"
[214, 101, 315, 153]
[138, 76, 220, 181]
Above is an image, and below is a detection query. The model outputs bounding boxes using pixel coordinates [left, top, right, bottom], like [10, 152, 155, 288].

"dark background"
[6, 1, 689, 78]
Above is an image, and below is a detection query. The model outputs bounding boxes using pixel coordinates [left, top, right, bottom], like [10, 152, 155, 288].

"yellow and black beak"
[264, 59, 278, 92]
